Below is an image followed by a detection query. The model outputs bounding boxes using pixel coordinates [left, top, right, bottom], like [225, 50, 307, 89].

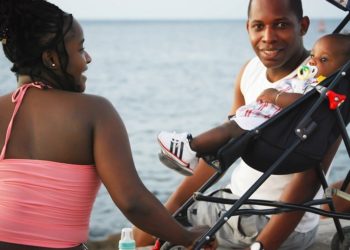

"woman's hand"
[186, 226, 217, 250]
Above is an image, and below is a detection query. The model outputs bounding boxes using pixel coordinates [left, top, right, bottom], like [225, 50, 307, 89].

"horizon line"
[79, 17, 344, 22]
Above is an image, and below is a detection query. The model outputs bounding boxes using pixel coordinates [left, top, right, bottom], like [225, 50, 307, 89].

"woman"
[0, 0, 212, 249]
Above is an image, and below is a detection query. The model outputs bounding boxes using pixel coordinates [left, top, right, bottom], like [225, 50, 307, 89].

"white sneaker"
[157, 131, 198, 176]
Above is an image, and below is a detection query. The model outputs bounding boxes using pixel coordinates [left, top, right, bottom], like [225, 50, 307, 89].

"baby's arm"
[256, 88, 303, 108]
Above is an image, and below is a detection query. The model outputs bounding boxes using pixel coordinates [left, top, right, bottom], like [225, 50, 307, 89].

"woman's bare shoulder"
[54, 91, 115, 110]
[40, 90, 120, 125]
[81, 93, 116, 114]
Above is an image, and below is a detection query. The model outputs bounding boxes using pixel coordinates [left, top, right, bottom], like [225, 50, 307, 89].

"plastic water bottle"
[119, 228, 136, 250]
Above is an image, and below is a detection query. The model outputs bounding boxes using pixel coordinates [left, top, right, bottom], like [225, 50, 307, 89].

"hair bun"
[0, 0, 12, 44]
[0, 0, 40, 42]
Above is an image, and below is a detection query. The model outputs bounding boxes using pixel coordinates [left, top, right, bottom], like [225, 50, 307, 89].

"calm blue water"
[0, 19, 349, 240]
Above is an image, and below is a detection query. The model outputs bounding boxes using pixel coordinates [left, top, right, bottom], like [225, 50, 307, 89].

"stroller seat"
[216, 63, 350, 175]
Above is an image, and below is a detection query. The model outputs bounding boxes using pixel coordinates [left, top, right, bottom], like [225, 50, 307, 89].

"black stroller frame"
[165, 1, 350, 249]
[191, 63, 350, 249]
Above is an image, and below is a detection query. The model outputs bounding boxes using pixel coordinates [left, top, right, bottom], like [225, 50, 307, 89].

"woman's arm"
[133, 159, 217, 246]
[91, 96, 204, 246]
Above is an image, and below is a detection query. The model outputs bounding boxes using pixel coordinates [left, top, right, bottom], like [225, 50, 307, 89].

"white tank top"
[230, 56, 321, 233]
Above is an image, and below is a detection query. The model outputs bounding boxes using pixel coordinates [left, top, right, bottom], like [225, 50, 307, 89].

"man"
[134, 0, 341, 249]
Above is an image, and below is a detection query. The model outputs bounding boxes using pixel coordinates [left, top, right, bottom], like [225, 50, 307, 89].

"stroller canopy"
[327, 0, 350, 11]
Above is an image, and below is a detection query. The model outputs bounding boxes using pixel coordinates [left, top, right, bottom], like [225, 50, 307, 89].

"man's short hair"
[247, 0, 303, 20]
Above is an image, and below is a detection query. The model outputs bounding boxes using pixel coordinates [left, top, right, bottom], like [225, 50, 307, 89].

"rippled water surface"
[0, 19, 349, 240]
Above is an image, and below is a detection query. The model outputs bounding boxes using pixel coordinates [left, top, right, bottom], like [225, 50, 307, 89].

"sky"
[49, 0, 348, 20]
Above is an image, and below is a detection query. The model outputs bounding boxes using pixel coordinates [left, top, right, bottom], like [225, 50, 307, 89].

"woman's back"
[0, 0, 208, 248]
[0, 86, 97, 164]
[0, 84, 101, 247]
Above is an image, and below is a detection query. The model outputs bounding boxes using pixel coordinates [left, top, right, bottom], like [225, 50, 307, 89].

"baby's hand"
[256, 88, 279, 104]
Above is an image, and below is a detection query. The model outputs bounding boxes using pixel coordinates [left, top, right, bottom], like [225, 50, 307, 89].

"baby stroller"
[155, 1, 350, 249]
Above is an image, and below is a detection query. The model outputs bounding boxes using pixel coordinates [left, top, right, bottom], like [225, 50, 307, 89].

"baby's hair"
[342, 33, 350, 58]
[327, 33, 350, 58]
[0, 0, 75, 90]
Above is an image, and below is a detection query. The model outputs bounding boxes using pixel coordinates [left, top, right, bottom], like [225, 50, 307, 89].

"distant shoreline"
[80, 18, 343, 23]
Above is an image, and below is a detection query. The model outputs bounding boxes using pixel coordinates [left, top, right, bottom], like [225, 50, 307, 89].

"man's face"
[246, 0, 308, 70]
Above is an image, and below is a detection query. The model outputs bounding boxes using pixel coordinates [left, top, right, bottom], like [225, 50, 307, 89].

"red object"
[152, 239, 161, 250]
[326, 90, 346, 110]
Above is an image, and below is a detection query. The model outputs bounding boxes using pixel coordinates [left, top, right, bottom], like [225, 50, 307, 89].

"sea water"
[0, 19, 349, 240]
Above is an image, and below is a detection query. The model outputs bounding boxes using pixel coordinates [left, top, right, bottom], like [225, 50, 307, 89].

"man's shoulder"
[247, 56, 262, 66]
[241, 57, 264, 74]
[241, 56, 265, 78]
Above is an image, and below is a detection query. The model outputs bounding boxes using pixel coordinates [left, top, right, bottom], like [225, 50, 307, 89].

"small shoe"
[157, 131, 198, 176]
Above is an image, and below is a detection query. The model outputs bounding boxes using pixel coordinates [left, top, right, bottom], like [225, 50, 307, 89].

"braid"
[0, 0, 75, 91]
[0, 0, 10, 45]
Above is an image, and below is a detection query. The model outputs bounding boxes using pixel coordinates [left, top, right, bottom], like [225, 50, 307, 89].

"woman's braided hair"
[0, 0, 76, 91]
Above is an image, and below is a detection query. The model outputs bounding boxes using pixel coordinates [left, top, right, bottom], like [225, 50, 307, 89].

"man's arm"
[321, 179, 350, 216]
[254, 137, 341, 250]
[134, 62, 249, 246]
[230, 61, 249, 115]
[133, 62, 249, 243]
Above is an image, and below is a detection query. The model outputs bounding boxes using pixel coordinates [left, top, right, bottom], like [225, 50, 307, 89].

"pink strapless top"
[0, 83, 101, 248]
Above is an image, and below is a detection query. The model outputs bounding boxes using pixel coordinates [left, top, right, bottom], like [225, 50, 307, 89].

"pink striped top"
[0, 83, 101, 248]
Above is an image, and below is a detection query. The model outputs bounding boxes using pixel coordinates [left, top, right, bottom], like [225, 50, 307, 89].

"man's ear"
[300, 16, 310, 36]
[42, 50, 60, 70]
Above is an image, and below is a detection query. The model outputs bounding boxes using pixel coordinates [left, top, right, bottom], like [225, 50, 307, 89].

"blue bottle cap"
[119, 240, 136, 250]
[119, 228, 135, 250]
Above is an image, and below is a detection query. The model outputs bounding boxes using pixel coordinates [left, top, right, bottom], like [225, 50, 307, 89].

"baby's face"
[309, 36, 348, 77]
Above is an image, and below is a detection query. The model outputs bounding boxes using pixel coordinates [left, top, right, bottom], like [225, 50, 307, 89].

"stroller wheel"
[331, 226, 350, 250]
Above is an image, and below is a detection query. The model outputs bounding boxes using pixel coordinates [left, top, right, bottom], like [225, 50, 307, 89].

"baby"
[158, 33, 350, 176]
